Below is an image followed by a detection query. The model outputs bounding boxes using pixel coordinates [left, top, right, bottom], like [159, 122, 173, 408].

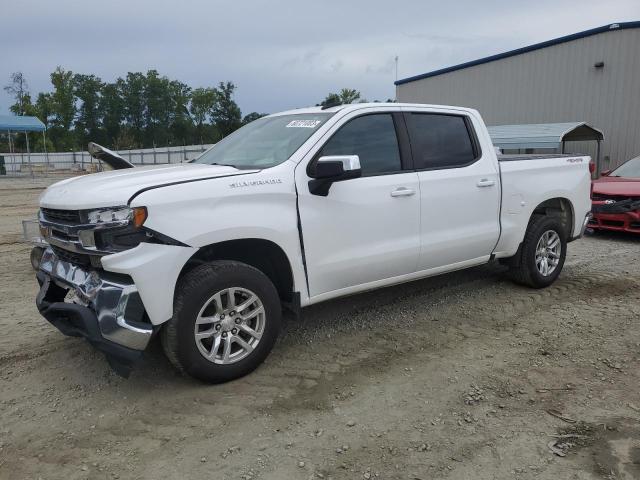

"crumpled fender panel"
[101, 243, 198, 325]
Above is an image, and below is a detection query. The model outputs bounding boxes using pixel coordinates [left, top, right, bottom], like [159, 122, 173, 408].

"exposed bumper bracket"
[36, 248, 154, 377]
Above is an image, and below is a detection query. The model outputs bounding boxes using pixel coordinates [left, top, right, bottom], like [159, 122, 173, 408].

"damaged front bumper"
[36, 248, 154, 376]
[589, 199, 640, 234]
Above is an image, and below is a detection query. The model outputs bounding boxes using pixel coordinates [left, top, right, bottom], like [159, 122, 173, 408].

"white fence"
[0, 144, 214, 176]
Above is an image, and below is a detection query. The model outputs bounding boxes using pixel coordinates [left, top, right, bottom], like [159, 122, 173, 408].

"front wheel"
[509, 215, 567, 288]
[161, 261, 281, 383]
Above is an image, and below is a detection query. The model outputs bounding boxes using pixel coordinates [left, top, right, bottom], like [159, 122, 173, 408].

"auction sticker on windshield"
[286, 120, 322, 128]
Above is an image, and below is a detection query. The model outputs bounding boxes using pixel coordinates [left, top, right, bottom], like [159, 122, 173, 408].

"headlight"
[86, 206, 147, 228]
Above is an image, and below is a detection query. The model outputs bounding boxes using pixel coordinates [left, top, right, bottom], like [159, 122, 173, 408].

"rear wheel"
[161, 261, 281, 383]
[509, 215, 567, 288]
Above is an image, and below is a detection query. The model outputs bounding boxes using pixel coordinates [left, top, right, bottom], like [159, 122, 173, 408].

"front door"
[296, 112, 421, 298]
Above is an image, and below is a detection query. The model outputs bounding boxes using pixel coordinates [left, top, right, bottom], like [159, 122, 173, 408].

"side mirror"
[309, 155, 361, 196]
[600, 169, 611, 177]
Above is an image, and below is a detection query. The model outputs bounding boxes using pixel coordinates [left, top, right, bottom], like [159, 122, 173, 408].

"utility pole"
[394, 56, 399, 101]
[395, 55, 399, 83]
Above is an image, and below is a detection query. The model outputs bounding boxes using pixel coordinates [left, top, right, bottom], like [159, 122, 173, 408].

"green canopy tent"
[0, 115, 47, 175]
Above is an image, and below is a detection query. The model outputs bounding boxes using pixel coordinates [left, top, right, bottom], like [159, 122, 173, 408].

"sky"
[1, 0, 639, 116]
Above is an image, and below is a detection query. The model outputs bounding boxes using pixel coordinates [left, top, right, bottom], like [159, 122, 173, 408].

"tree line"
[3, 68, 385, 154]
[2, 69, 265, 152]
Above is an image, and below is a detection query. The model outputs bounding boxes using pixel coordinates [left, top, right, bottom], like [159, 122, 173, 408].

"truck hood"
[592, 176, 640, 197]
[40, 163, 256, 210]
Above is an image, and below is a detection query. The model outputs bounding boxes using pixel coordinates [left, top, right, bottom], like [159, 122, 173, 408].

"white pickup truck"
[36, 103, 591, 382]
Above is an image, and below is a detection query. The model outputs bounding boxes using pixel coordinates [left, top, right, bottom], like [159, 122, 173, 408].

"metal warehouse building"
[395, 22, 640, 170]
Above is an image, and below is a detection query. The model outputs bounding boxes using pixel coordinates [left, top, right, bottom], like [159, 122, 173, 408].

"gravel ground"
[1, 176, 639, 480]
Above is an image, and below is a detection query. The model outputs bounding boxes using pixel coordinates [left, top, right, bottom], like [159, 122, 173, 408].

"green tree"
[142, 70, 193, 146]
[190, 87, 216, 126]
[319, 92, 340, 107]
[320, 88, 362, 107]
[4, 68, 252, 151]
[34, 93, 53, 128]
[98, 82, 124, 147]
[121, 72, 147, 147]
[338, 88, 361, 104]
[242, 112, 267, 125]
[190, 87, 217, 143]
[168, 79, 193, 145]
[73, 74, 103, 146]
[49, 67, 76, 150]
[4, 72, 29, 115]
[144, 69, 170, 146]
[211, 82, 242, 137]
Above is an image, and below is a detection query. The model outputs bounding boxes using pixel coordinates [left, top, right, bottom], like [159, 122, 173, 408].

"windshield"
[193, 113, 333, 169]
[610, 155, 640, 178]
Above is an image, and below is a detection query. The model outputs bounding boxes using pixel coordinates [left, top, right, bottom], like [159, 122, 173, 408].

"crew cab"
[35, 103, 592, 382]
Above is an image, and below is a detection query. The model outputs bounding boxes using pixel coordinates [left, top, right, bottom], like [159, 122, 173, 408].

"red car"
[590, 155, 640, 234]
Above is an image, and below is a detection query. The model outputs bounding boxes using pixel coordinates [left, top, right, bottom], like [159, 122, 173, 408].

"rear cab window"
[405, 113, 480, 170]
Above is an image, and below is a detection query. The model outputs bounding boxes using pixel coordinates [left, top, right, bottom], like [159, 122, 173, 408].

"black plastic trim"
[143, 228, 189, 247]
[294, 182, 311, 296]
[283, 291, 302, 319]
[393, 112, 414, 171]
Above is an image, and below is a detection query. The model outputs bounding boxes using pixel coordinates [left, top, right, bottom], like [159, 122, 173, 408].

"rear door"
[296, 110, 421, 298]
[403, 108, 501, 270]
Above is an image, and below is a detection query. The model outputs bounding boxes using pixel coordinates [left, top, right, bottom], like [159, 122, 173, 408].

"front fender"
[129, 165, 307, 297]
[101, 243, 197, 325]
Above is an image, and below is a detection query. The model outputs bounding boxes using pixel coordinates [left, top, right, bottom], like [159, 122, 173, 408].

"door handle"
[390, 187, 416, 197]
[476, 178, 496, 188]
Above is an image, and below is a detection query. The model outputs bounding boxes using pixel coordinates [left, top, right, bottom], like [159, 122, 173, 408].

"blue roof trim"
[395, 21, 640, 86]
[0, 114, 46, 132]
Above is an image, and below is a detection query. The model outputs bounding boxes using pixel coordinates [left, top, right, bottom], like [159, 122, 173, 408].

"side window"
[406, 113, 478, 169]
[319, 114, 401, 176]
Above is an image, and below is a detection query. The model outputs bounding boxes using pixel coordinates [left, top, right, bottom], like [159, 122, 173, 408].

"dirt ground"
[1, 176, 639, 480]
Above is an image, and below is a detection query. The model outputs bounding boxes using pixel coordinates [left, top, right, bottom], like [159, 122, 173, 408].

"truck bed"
[493, 153, 592, 257]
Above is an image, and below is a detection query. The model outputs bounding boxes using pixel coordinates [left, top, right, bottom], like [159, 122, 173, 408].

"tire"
[161, 261, 281, 383]
[509, 215, 567, 289]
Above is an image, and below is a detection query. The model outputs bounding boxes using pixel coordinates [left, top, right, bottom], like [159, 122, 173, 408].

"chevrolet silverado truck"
[35, 103, 592, 382]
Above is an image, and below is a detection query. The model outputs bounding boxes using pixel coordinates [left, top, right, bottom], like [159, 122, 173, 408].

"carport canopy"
[0, 115, 45, 132]
[1, 115, 48, 176]
[487, 122, 604, 151]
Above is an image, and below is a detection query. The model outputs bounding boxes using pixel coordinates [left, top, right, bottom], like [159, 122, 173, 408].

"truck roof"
[270, 102, 478, 117]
